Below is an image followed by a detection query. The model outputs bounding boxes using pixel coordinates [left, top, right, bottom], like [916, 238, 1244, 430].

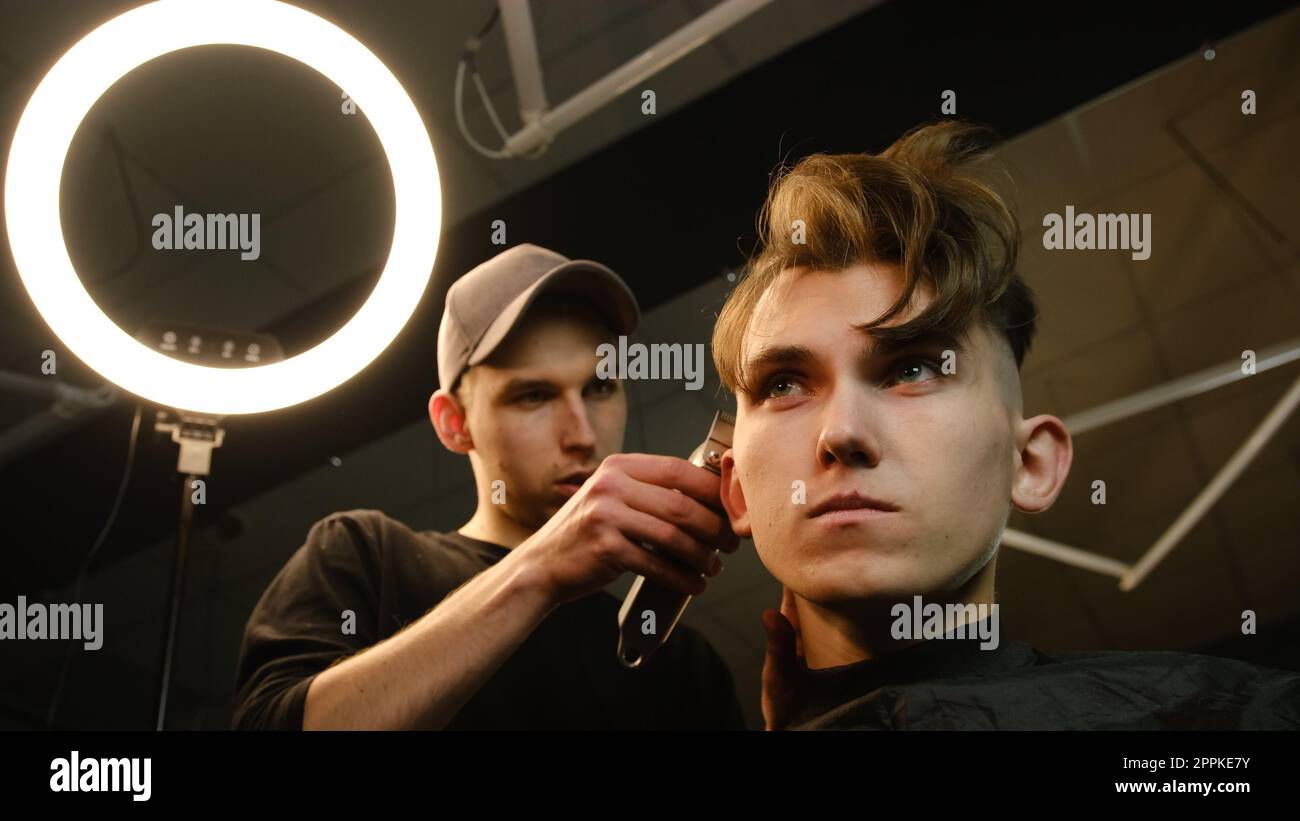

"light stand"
[4, 0, 441, 731]
[152, 409, 225, 731]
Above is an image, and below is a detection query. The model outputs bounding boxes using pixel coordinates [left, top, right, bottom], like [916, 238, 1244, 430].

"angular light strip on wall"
[1000, 337, 1300, 590]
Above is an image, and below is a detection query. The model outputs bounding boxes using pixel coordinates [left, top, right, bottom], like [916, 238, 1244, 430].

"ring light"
[5, 0, 441, 414]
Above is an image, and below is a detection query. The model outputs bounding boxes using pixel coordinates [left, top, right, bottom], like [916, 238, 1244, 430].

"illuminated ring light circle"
[4, 0, 440, 415]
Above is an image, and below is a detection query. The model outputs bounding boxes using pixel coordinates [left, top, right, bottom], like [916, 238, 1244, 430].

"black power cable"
[45, 400, 145, 729]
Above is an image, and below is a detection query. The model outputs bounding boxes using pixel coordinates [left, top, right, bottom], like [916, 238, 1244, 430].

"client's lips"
[807, 491, 899, 518]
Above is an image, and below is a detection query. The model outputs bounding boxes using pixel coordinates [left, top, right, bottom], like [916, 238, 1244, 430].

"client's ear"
[1011, 414, 1072, 514]
[718, 448, 753, 538]
[429, 389, 473, 454]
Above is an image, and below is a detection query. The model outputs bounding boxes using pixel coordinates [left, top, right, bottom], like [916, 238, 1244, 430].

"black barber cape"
[790, 619, 1300, 729]
[233, 509, 745, 730]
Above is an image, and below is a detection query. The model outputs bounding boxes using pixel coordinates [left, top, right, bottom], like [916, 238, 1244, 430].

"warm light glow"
[5, 0, 440, 414]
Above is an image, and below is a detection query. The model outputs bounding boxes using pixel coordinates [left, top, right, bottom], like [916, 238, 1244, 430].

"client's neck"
[796, 561, 998, 669]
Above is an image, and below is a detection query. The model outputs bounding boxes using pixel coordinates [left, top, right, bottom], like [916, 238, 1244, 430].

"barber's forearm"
[302, 551, 556, 730]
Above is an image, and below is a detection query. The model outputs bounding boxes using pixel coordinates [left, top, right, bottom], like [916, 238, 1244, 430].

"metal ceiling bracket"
[496, 0, 774, 158]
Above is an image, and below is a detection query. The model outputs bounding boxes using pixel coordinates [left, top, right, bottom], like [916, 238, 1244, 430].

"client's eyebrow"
[864, 327, 964, 358]
[739, 344, 816, 395]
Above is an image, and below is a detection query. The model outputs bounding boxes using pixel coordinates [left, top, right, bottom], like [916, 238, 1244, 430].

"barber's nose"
[560, 392, 597, 452]
[817, 385, 881, 469]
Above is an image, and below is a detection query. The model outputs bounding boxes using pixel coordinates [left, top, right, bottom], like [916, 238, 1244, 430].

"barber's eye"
[588, 379, 616, 396]
[519, 390, 549, 404]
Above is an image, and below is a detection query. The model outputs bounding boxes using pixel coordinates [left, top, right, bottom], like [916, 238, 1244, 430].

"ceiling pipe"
[0, 370, 119, 467]
[499, 0, 775, 158]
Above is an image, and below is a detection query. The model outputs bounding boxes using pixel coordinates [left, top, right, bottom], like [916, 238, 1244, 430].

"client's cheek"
[765, 483, 797, 535]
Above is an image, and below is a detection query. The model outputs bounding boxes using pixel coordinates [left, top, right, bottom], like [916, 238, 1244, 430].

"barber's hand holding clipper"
[511, 453, 741, 605]
[304, 452, 738, 731]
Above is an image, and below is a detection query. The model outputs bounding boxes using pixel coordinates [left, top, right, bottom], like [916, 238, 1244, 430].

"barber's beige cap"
[437, 243, 640, 391]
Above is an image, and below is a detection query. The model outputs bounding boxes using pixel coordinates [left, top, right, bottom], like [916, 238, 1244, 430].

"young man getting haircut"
[234, 244, 744, 730]
[714, 121, 1300, 730]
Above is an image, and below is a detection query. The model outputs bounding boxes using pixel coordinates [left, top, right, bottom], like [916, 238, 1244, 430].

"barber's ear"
[1011, 414, 1072, 514]
[429, 389, 473, 454]
[718, 448, 753, 538]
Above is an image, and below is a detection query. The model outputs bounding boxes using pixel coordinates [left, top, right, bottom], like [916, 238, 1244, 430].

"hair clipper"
[616, 410, 735, 668]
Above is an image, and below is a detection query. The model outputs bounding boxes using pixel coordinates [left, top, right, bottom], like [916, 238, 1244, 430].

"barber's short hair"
[713, 120, 1038, 395]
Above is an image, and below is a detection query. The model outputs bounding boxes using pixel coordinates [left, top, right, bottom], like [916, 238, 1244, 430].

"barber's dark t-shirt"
[232, 509, 746, 730]
[791, 619, 1300, 730]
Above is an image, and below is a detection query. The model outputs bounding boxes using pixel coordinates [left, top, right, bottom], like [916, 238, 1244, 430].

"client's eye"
[889, 357, 940, 386]
[762, 373, 805, 399]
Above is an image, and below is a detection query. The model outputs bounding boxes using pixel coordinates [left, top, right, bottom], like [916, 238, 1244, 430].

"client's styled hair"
[713, 119, 1038, 394]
